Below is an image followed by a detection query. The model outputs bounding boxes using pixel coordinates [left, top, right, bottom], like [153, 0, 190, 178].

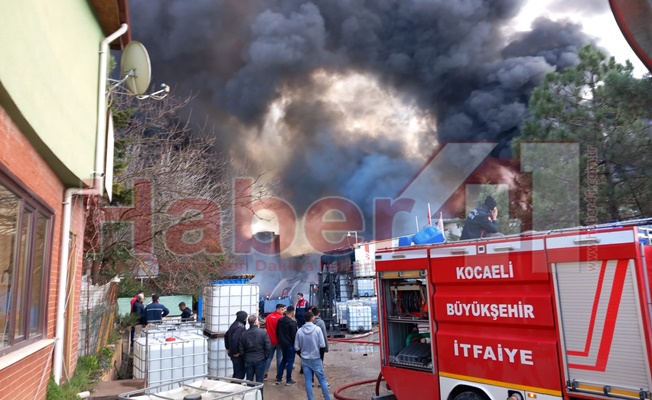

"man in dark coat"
[224, 310, 248, 379]
[179, 302, 194, 321]
[239, 314, 271, 397]
[130, 289, 144, 309]
[295, 293, 309, 328]
[145, 294, 170, 323]
[460, 196, 499, 240]
[130, 293, 146, 345]
[275, 305, 298, 385]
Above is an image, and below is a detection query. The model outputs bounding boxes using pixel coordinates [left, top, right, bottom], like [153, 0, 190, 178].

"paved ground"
[92, 332, 388, 400]
[265, 332, 387, 400]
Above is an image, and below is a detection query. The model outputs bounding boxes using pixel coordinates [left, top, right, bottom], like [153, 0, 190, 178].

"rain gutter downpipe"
[53, 23, 128, 385]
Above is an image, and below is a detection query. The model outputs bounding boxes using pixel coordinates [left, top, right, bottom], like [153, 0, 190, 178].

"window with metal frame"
[0, 171, 53, 354]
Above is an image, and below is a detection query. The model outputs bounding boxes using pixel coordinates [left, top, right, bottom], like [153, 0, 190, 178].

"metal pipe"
[95, 23, 128, 180]
[53, 23, 128, 385]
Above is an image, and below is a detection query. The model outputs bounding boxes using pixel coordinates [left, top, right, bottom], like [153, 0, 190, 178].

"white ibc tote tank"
[133, 331, 208, 390]
[354, 278, 376, 297]
[203, 283, 259, 334]
[347, 304, 372, 333]
[353, 260, 375, 278]
[207, 337, 233, 378]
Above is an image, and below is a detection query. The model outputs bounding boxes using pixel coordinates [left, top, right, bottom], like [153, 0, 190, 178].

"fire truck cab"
[375, 223, 652, 400]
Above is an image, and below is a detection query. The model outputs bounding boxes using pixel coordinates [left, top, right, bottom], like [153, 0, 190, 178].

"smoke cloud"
[129, 0, 595, 238]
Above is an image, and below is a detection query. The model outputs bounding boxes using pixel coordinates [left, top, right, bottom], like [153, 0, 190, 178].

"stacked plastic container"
[353, 278, 376, 297]
[133, 329, 208, 391]
[339, 273, 353, 301]
[202, 280, 259, 378]
[336, 301, 349, 326]
[354, 261, 374, 277]
[347, 304, 372, 333]
[207, 337, 233, 378]
[352, 260, 376, 297]
[336, 297, 378, 331]
[203, 283, 259, 335]
[360, 297, 378, 324]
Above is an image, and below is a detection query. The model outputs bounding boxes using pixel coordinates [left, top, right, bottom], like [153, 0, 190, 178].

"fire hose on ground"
[328, 338, 379, 345]
[328, 332, 386, 400]
[333, 372, 385, 400]
[328, 330, 379, 345]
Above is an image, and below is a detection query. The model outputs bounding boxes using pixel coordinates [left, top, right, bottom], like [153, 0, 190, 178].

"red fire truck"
[374, 222, 652, 400]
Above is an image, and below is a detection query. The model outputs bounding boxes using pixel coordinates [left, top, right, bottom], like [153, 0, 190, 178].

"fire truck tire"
[453, 391, 485, 400]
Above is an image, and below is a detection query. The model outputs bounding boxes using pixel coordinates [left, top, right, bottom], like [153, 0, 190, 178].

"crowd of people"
[225, 294, 332, 400]
[129, 290, 194, 344]
[129, 291, 331, 399]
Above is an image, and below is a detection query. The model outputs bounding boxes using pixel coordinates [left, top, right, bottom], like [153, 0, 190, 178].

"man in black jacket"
[225, 311, 248, 379]
[275, 305, 298, 385]
[239, 314, 271, 396]
[460, 196, 499, 240]
[179, 302, 194, 321]
[130, 294, 146, 345]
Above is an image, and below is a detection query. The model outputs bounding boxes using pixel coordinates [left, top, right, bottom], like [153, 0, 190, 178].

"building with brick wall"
[0, 1, 131, 397]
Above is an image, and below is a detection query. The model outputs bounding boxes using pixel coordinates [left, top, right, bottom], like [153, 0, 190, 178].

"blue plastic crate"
[398, 236, 413, 247]
[210, 277, 252, 285]
[412, 226, 445, 245]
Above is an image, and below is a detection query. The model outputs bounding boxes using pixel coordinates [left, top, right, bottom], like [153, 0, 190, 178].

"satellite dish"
[120, 41, 152, 95]
[610, 0, 652, 72]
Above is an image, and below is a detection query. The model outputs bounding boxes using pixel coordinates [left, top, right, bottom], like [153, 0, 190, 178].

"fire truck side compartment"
[374, 225, 652, 400]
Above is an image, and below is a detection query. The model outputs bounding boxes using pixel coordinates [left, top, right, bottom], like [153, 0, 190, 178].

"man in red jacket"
[264, 303, 285, 380]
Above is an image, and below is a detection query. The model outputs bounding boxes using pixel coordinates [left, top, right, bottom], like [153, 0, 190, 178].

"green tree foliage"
[514, 45, 652, 226]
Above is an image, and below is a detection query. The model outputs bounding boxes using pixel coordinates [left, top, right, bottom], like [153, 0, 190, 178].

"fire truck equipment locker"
[431, 236, 562, 400]
[548, 227, 652, 399]
[376, 247, 438, 399]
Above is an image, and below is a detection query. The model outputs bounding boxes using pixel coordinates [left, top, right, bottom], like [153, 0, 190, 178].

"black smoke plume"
[129, 0, 596, 226]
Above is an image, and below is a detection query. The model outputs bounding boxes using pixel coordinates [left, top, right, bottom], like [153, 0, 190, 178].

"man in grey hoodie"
[311, 307, 330, 388]
[294, 311, 330, 400]
[311, 307, 329, 359]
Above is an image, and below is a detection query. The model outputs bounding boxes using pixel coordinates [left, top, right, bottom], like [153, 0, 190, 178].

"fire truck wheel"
[453, 391, 485, 400]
